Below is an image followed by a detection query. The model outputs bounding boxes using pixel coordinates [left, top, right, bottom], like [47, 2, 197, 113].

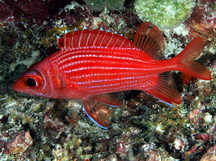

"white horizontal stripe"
[89, 79, 153, 93]
[72, 72, 142, 79]
[58, 54, 144, 70]
[63, 66, 144, 73]
[77, 75, 149, 85]
[56, 47, 141, 62]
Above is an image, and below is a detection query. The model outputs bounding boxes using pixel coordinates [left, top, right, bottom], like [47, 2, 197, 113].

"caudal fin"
[145, 37, 212, 105]
[174, 37, 211, 80]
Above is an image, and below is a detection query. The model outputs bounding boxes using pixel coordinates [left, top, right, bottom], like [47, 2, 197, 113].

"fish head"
[13, 62, 54, 98]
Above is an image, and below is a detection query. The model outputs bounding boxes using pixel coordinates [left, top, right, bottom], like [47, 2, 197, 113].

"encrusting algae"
[134, 0, 196, 29]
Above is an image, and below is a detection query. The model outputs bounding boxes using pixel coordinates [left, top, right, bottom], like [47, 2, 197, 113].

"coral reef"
[184, 0, 216, 41]
[134, 0, 196, 29]
[0, 0, 49, 28]
[0, 0, 215, 160]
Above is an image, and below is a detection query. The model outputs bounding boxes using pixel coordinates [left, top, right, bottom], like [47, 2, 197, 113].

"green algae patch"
[134, 0, 196, 29]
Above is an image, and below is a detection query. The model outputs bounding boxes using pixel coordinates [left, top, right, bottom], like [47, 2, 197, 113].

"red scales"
[13, 22, 212, 129]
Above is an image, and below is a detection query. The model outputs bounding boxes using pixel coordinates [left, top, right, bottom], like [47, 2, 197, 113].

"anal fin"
[145, 72, 181, 104]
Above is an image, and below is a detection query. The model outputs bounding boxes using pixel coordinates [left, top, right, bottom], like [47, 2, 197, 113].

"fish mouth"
[12, 79, 26, 93]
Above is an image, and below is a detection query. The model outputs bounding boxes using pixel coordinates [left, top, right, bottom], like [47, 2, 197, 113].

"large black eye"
[26, 78, 37, 87]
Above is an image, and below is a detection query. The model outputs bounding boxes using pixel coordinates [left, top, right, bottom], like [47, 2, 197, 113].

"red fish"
[13, 22, 212, 129]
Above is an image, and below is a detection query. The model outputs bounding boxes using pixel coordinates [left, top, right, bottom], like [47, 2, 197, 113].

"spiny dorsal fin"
[58, 29, 134, 50]
[133, 22, 165, 60]
[145, 72, 181, 104]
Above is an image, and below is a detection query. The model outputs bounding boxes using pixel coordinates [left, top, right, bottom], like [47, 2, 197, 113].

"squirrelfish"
[13, 22, 212, 129]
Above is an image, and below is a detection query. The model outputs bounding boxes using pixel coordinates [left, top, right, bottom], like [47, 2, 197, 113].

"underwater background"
[0, 0, 215, 160]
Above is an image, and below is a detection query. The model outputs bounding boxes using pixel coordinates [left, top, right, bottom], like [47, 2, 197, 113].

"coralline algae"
[134, 0, 196, 29]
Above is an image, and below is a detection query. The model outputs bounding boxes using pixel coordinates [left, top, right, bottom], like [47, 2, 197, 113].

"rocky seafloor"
[0, 0, 215, 160]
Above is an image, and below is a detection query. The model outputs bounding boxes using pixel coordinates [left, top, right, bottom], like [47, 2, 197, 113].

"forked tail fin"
[145, 37, 211, 105]
[173, 37, 212, 80]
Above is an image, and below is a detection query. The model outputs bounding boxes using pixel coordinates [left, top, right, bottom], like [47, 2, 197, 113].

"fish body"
[22, 48, 173, 99]
[13, 22, 212, 129]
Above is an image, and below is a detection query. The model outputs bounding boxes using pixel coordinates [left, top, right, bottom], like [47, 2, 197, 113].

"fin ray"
[83, 98, 113, 129]
[174, 37, 212, 80]
[133, 22, 165, 60]
[59, 29, 134, 50]
[145, 72, 181, 104]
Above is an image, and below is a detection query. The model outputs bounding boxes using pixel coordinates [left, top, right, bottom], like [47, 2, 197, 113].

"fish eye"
[26, 77, 37, 87]
[24, 70, 44, 89]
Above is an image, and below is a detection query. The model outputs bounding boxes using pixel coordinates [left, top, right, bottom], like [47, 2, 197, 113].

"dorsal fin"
[133, 22, 165, 60]
[58, 29, 134, 50]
